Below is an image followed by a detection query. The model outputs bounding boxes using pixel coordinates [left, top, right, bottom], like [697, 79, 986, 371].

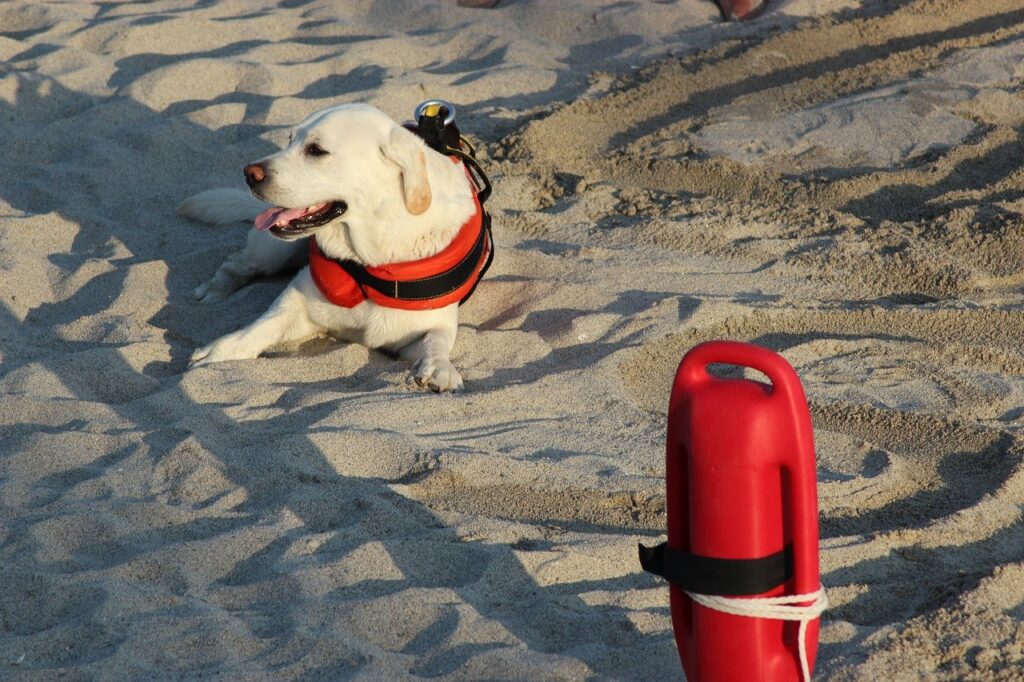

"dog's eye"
[305, 143, 329, 157]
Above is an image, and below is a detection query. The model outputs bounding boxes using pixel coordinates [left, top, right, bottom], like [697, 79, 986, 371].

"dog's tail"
[178, 188, 268, 225]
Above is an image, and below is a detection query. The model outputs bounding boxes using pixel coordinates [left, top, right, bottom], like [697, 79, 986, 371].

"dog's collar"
[308, 175, 492, 311]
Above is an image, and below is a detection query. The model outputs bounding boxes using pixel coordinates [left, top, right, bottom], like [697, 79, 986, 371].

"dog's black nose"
[244, 163, 266, 187]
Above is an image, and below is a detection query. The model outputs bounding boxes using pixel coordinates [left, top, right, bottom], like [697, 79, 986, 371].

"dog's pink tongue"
[255, 206, 310, 232]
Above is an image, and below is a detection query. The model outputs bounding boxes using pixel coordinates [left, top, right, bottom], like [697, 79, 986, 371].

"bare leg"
[402, 326, 463, 392]
[195, 229, 306, 303]
[191, 285, 322, 365]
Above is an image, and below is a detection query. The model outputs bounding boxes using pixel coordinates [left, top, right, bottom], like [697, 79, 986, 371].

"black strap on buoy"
[639, 542, 794, 596]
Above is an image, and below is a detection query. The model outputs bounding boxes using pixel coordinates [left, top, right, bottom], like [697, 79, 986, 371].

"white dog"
[179, 103, 491, 392]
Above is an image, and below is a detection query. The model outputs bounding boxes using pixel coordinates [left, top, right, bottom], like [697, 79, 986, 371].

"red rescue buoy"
[640, 340, 825, 681]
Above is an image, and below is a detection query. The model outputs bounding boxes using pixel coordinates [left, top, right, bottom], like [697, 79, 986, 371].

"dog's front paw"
[190, 343, 217, 367]
[413, 357, 464, 392]
[190, 333, 253, 367]
[193, 279, 233, 304]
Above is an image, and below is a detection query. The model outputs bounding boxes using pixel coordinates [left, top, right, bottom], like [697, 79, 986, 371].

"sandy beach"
[2, 0, 1023, 678]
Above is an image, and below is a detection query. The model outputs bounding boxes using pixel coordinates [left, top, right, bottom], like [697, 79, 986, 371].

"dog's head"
[244, 103, 433, 241]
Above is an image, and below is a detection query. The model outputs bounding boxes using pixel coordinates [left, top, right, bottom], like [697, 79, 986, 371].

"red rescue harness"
[308, 167, 492, 311]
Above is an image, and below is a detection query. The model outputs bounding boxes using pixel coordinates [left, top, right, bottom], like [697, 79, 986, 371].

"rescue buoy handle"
[674, 340, 802, 403]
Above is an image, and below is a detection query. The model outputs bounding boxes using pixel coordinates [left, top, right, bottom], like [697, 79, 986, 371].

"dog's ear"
[380, 126, 432, 215]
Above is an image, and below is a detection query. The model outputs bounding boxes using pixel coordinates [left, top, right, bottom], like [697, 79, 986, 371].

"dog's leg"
[191, 285, 321, 366]
[195, 229, 306, 303]
[404, 326, 463, 392]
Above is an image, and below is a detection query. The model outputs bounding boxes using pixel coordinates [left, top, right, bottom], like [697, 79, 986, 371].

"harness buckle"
[414, 99, 457, 126]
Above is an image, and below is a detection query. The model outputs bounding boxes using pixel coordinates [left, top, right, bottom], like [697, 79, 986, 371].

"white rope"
[686, 586, 829, 682]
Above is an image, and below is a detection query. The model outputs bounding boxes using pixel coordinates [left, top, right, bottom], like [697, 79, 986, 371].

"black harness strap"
[639, 542, 794, 596]
[333, 210, 491, 303]
[447, 146, 491, 204]
[455, 211, 494, 304]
